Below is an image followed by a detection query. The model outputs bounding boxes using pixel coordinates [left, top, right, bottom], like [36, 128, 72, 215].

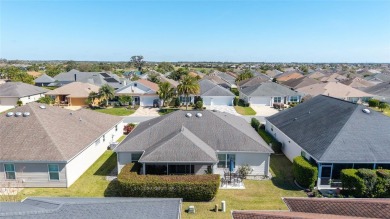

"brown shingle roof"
[45, 82, 99, 98]
[136, 79, 159, 92]
[275, 72, 304, 82]
[0, 103, 122, 162]
[296, 82, 372, 99]
[284, 197, 390, 218]
[232, 211, 367, 219]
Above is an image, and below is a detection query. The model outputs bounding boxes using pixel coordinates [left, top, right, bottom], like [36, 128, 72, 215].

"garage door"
[204, 96, 234, 106]
[140, 96, 157, 106]
[0, 97, 18, 106]
[250, 97, 271, 106]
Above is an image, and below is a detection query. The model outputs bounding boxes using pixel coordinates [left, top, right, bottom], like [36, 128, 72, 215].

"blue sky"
[1, 0, 389, 62]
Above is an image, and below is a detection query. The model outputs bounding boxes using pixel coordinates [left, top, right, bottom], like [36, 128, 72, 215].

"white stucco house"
[115, 79, 159, 107]
[0, 82, 48, 108]
[239, 81, 301, 106]
[115, 110, 273, 177]
[0, 103, 124, 187]
[265, 95, 390, 189]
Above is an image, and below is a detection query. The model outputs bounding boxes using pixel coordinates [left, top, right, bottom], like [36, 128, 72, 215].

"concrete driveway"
[0, 105, 15, 113]
[131, 106, 160, 117]
[251, 105, 279, 117]
[206, 105, 240, 116]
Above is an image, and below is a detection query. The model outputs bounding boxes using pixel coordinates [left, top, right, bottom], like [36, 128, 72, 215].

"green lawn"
[19, 151, 117, 199]
[234, 106, 256, 115]
[16, 152, 304, 219]
[94, 107, 135, 116]
[371, 107, 390, 117]
[116, 135, 127, 143]
[182, 155, 305, 219]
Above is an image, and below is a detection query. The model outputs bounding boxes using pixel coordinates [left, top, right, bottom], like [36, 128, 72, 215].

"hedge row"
[292, 156, 318, 188]
[117, 163, 220, 201]
[341, 168, 390, 198]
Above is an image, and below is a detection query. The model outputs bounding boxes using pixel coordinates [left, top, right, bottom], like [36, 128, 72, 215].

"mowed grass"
[17, 152, 305, 219]
[94, 107, 135, 116]
[234, 106, 256, 115]
[182, 155, 305, 219]
[371, 107, 390, 117]
[19, 151, 117, 199]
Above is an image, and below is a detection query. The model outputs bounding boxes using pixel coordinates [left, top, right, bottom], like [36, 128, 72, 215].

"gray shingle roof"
[34, 74, 55, 83]
[0, 103, 122, 162]
[280, 77, 320, 90]
[0, 82, 49, 98]
[199, 79, 235, 96]
[53, 70, 123, 88]
[363, 82, 390, 103]
[267, 95, 390, 163]
[116, 110, 272, 162]
[240, 82, 300, 97]
[0, 197, 182, 219]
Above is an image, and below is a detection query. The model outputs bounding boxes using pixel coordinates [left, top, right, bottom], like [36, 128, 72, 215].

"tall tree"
[98, 84, 115, 107]
[168, 67, 189, 81]
[235, 69, 254, 82]
[177, 75, 200, 110]
[130, 56, 145, 72]
[65, 60, 77, 72]
[86, 91, 100, 107]
[156, 62, 175, 74]
[157, 82, 175, 107]
[147, 72, 161, 84]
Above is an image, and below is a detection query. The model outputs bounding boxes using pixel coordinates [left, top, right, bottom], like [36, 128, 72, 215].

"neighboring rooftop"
[267, 95, 390, 162]
[363, 82, 390, 103]
[319, 73, 347, 82]
[53, 69, 124, 88]
[0, 197, 182, 219]
[199, 79, 235, 96]
[237, 76, 270, 88]
[0, 82, 49, 98]
[341, 77, 375, 89]
[296, 82, 372, 99]
[0, 102, 122, 162]
[34, 74, 55, 84]
[45, 82, 100, 97]
[116, 110, 272, 161]
[275, 72, 304, 82]
[240, 81, 300, 97]
[281, 77, 320, 90]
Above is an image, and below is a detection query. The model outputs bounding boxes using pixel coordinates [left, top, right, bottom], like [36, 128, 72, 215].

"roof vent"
[196, 113, 202, 118]
[6, 112, 14, 117]
[362, 109, 371, 114]
[70, 112, 73, 115]
[212, 109, 218, 112]
[185, 113, 192, 118]
[23, 112, 30, 117]
[15, 112, 22, 117]
[39, 105, 46, 109]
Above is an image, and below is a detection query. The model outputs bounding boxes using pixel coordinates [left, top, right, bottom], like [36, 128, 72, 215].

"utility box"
[221, 201, 226, 212]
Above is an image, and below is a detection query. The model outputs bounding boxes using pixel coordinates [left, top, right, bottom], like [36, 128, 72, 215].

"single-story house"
[319, 73, 347, 83]
[52, 69, 126, 89]
[0, 103, 124, 187]
[0, 82, 48, 106]
[237, 76, 270, 89]
[265, 95, 390, 189]
[34, 74, 55, 87]
[115, 79, 159, 107]
[0, 197, 182, 219]
[206, 71, 237, 88]
[362, 82, 390, 104]
[232, 197, 390, 219]
[296, 81, 372, 103]
[341, 77, 375, 89]
[364, 73, 390, 85]
[45, 82, 100, 106]
[198, 79, 235, 106]
[115, 110, 273, 177]
[239, 82, 301, 106]
[280, 77, 320, 90]
[307, 71, 326, 80]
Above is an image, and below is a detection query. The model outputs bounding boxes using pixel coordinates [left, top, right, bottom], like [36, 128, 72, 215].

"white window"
[274, 97, 282, 103]
[4, 164, 16, 180]
[115, 125, 118, 132]
[217, 154, 236, 169]
[290, 96, 299, 102]
[103, 135, 105, 142]
[48, 164, 59, 180]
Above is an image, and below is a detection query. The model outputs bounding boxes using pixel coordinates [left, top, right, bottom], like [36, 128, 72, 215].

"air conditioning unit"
[108, 142, 119, 150]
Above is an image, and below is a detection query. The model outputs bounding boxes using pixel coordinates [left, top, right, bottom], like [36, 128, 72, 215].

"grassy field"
[16, 153, 304, 219]
[234, 106, 256, 115]
[94, 107, 135, 116]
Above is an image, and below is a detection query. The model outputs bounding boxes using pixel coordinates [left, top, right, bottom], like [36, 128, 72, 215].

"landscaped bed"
[234, 105, 256, 115]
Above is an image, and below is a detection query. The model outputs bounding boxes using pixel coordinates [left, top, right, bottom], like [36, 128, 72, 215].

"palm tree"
[177, 75, 200, 110]
[98, 84, 115, 107]
[157, 82, 175, 107]
[86, 91, 100, 108]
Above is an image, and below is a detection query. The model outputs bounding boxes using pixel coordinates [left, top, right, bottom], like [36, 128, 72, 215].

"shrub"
[195, 101, 203, 109]
[123, 123, 135, 135]
[357, 169, 377, 197]
[16, 100, 23, 106]
[233, 97, 239, 106]
[250, 118, 260, 131]
[292, 156, 318, 188]
[37, 96, 53, 104]
[237, 164, 253, 179]
[375, 169, 390, 198]
[174, 98, 180, 107]
[341, 169, 365, 197]
[258, 129, 282, 154]
[238, 99, 246, 106]
[194, 96, 203, 103]
[230, 88, 239, 96]
[118, 163, 220, 201]
[368, 99, 380, 107]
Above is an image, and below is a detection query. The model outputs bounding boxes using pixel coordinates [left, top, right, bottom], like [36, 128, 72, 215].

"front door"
[320, 165, 332, 186]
